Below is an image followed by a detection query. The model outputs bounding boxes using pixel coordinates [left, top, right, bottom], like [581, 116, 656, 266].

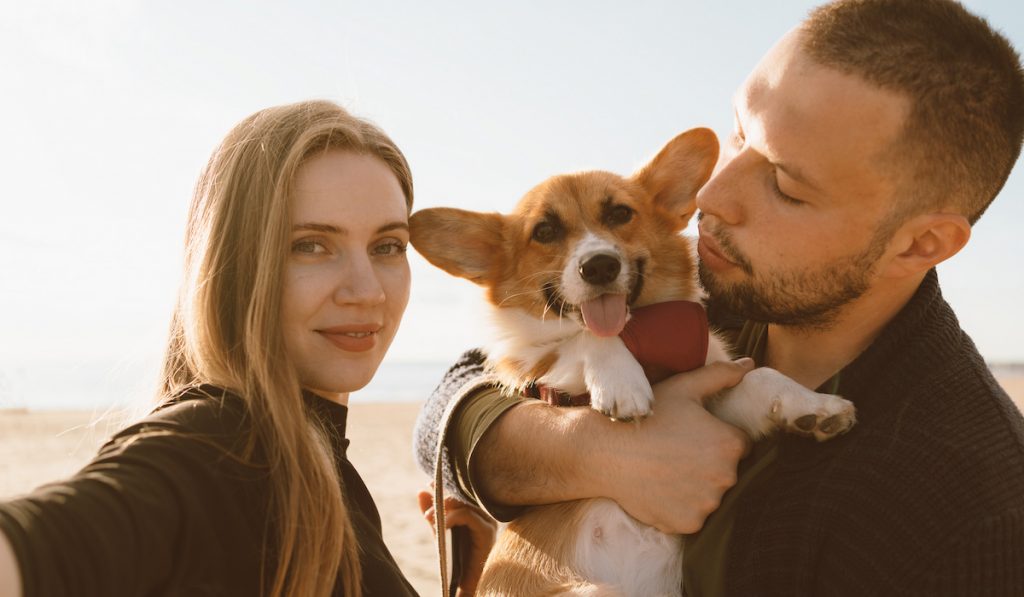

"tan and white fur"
[410, 128, 855, 596]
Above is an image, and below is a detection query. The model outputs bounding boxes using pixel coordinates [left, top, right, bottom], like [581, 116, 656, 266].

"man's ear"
[631, 128, 719, 229]
[409, 207, 505, 285]
[879, 213, 971, 278]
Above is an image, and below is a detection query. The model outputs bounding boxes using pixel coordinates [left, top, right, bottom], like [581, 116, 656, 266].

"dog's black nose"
[579, 254, 621, 285]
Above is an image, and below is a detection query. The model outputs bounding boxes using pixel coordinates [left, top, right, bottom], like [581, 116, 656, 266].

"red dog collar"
[523, 300, 710, 407]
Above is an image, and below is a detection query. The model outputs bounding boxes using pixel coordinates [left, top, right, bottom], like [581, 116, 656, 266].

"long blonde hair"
[159, 100, 413, 597]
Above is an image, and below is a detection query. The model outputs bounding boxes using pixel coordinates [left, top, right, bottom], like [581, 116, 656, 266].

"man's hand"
[593, 359, 753, 533]
[471, 359, 753, 535]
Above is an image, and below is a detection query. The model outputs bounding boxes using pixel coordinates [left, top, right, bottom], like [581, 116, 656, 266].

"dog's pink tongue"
[580, 293, 628, 337]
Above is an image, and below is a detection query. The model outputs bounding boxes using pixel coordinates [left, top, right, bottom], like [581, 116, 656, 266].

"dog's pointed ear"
[409, 207, 505, 285]
[632, 128, 719, 228]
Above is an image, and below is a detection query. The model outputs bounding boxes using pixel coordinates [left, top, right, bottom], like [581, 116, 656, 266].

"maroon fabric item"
[523, 300, 710, 407]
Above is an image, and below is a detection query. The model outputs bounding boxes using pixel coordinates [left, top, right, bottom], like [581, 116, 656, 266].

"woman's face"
[281, 149, 411, 403]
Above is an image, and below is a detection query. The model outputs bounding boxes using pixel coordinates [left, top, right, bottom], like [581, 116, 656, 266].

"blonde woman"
[0, 100, 491, 596]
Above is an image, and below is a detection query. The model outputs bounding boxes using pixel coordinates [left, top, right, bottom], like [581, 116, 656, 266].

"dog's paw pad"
[813, 407, 856, 441]
[782, 401, 856, 441]
[819, 414, 844, 434]
[794, 414, 818, 432]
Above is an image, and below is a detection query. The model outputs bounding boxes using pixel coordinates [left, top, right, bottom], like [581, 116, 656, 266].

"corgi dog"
[410, 128, 856, 596]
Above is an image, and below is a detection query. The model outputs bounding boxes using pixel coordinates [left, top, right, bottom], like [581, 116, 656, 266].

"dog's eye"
[604, 205, 634, 227]
[531, 221, 562, 244]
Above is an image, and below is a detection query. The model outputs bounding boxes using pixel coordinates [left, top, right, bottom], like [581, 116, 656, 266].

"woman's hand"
[417, 489, 497, 597]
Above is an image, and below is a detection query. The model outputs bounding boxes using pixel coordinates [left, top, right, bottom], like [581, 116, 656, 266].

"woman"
[0, 100, 491, 596]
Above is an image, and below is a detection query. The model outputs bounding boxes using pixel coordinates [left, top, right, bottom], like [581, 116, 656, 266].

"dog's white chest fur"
[489, 306, 659, 420]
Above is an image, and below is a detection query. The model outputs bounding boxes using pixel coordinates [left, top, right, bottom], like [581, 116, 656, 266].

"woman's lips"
[317, 324, 382, 353]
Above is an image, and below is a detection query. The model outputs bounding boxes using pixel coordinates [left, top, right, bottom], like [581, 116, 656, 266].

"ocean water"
[6, 357, 1018, 412]
[0, 358, 452, 411]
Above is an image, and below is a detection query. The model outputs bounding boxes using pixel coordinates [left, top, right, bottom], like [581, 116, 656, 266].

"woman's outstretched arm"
[0, 529, 22, 597]
[0, 396, 268, 596]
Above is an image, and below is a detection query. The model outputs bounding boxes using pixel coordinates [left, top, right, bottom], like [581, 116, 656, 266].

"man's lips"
[317, 324, 382, 353]
[697, 224, 739, 270]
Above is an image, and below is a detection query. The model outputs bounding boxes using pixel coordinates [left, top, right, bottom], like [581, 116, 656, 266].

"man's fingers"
[656, 358, 755, 407]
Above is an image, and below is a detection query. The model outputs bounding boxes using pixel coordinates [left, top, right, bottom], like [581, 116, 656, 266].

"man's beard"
[698, 225, 890, 331]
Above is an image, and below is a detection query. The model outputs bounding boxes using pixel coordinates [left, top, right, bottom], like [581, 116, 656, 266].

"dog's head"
[410, 128, 718, 337]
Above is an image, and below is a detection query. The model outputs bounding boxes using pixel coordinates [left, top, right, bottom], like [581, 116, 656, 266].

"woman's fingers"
[417, 490, 433, 515]
[419, 491, 497, 534]
[443, 501, 496, 536]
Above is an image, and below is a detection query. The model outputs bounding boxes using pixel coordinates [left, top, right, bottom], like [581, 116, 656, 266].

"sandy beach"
[2, 377, 1023, 595]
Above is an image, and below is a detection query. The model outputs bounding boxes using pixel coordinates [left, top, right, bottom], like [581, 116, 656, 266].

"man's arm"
[471, 359, 753, 534]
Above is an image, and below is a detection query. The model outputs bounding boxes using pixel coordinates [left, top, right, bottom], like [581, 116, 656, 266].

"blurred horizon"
[1, 0, 1022, 410]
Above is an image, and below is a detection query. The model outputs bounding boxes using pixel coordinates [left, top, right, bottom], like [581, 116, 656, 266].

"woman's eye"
[372, 240, 408, 257]
[292, 239, 330, 255]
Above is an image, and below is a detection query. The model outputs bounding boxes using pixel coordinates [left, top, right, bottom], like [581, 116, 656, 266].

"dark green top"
[682, 321, 840, 597]
[0, 385, 418, 596]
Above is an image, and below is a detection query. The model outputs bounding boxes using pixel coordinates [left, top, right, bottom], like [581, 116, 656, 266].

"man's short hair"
[802, 0, 1024, 224]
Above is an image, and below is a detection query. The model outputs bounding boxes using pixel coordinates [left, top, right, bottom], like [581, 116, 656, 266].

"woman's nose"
[333, 255, 386, 306]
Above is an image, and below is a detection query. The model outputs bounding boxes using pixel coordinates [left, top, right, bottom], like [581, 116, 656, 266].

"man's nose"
[333, 256, 386, 306]
[696, 148, 751, 226]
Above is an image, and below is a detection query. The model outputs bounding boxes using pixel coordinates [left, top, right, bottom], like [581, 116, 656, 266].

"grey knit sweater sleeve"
[412, 349, 489, 504]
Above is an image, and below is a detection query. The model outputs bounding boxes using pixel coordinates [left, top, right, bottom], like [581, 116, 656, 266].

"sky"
[1, 0, 1022, 409]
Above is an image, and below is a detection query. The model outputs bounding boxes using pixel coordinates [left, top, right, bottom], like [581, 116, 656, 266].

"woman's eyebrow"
[293, 222, 342, 234]
[292, 221, 409, 234]
[377, 222, 409, 233]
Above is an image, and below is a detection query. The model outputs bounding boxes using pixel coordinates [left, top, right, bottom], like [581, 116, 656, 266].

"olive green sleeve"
[448, 385, 530, 522]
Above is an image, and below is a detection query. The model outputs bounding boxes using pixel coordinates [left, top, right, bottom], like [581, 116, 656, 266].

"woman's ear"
[879, 213, 971, 278]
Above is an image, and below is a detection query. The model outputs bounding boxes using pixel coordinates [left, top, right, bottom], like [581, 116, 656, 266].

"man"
[415, 0, 1024, 594]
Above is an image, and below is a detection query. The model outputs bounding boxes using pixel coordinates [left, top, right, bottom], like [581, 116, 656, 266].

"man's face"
[696, 30, 910, 329]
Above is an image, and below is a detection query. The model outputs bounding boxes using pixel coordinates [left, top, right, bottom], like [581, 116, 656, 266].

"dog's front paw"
[588, 374, 654, 422]
[771, 390, 856, 442]
[707, 367, 857, 441]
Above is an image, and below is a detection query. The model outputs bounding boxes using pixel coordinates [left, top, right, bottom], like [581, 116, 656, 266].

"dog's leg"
[582, 337, 654, 420]
[704, 334, 855, 441]
[709, 367, 856, 441]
